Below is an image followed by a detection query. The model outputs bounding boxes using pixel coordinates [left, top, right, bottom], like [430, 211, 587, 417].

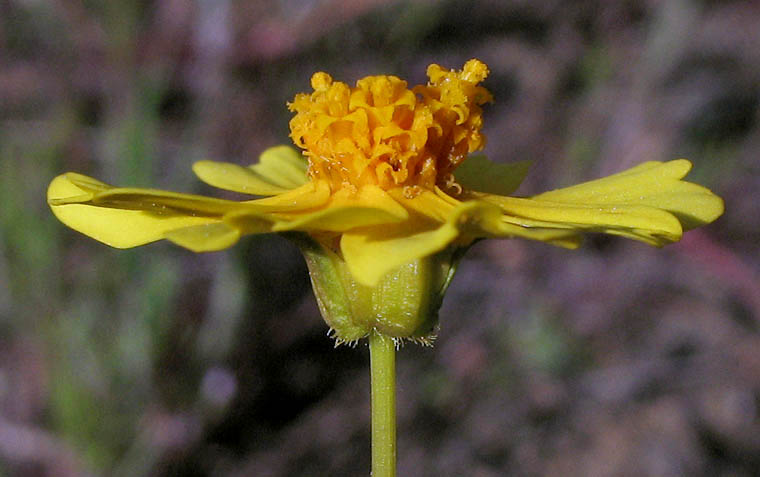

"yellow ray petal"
[246, 180, 330, 211]
[394, 187, 583, 250]
[459, 205, 584, 247]
[51, 172, 248, 215]
[342, 191, 588, 286]
[55, 172, 328, 215]
[253, 146, 309, 188]
[467, 159, 724, 246]
[193, 145, 309, 196]
[163, 223, 241, 252]
[476, 193, 684, 245]
[273, 184, 408, 232]
[341, 225, 456, 288]
[193, 161, 292, 196]
[532, 159, 724, 230]
[48, 173, 218, 248]
[341, 201, 507, 286]
[390, 187, 580, 246]
[454, 154, 531, 196]
[163, 208, 282, 252]
[388, 187, 456, 222]
[497, 226, 583, 248]
[430, 194, 584, 247]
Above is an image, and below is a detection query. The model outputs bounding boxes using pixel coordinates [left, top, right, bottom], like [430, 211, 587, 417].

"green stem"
[370, 330, 396, 477]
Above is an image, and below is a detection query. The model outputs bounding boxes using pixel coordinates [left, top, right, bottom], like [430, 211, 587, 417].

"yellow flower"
[48, 59, 723, 342]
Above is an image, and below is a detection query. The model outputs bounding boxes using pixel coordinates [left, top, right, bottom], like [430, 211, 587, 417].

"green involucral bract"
[291, 233, 466, 344]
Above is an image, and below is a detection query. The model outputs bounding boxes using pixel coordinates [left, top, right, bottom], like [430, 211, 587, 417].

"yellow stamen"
[288, 59, 492, 193]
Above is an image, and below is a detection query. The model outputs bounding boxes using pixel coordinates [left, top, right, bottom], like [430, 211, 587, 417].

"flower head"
[288, 59, 491, 193]
[48, 59, 724, 342]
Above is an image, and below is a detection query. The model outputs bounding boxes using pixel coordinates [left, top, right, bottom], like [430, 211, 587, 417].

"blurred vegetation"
[0, 0, 758, 476]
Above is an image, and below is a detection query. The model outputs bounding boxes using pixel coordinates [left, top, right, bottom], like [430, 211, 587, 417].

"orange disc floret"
[288, 59, 492, 193]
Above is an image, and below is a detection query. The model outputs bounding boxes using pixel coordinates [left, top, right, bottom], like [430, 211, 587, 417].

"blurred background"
[1, 0, 758, 475]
